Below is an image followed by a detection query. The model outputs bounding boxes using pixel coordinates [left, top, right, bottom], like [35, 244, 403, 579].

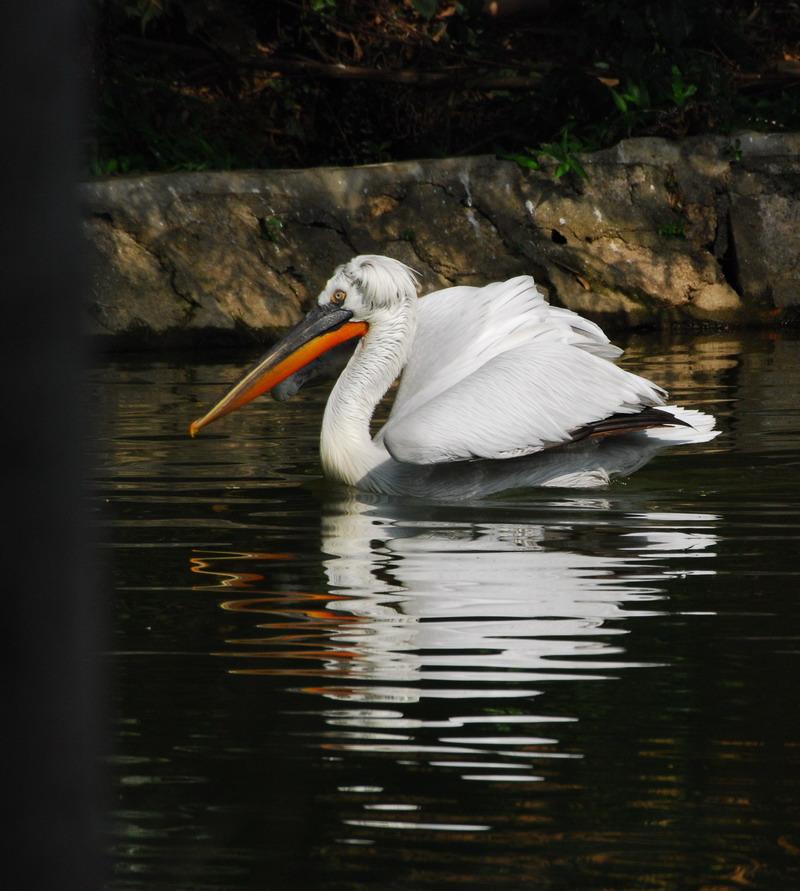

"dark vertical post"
[0, 0, 103, 887]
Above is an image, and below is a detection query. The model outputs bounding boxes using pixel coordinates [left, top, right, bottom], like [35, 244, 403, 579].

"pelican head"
[323, 255, 419, 314]
[189, 255, 418, 436]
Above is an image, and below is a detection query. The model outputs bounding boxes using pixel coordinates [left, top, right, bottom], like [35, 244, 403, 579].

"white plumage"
[191, 255, 717, 496]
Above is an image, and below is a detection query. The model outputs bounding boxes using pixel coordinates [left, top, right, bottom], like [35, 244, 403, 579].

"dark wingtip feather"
[569, 407, 692, 443]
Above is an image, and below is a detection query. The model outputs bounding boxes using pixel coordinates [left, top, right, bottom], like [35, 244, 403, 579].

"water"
[92, 330, 800, 890]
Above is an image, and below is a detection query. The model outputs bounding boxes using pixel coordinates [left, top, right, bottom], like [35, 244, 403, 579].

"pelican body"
[190, 256, 716, 496]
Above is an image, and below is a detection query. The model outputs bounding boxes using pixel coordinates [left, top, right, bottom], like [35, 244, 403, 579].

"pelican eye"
[330, 289, 347, 304]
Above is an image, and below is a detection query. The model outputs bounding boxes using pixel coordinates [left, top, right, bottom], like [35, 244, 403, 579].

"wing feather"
[387, 276, 621, 428]
[381, 335, 665, 465]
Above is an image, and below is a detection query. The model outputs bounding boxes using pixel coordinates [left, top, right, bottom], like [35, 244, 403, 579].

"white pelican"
[190, 255, 717, 496]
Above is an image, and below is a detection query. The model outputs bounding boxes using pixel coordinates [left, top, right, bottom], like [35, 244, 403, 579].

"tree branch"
[118, 36, 545, 91]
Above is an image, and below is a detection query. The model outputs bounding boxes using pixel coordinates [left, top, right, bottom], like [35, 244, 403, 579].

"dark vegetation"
[88, 0, 800, 175]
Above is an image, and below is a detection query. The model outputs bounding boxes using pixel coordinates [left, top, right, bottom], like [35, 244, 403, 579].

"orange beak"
[190, 303, 367, 436]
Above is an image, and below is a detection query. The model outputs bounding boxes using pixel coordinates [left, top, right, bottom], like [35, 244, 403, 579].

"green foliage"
[501, 152, 542, 172]
[670, 65, 698, 108]
[726, 138, 743, 162]
[412, 0, 438, 20]
[657, 217, 687, 239]
[86, 0, 800, 175]
[609, 81, 649, 137]
[259, 217, 284, 243]
[537, 125, 593, 180]
[123, 0, 167, 33]
[90, 154, 132, 177]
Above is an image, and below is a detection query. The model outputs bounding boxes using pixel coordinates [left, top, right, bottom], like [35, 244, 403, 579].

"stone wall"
[82, 132, 800, 349]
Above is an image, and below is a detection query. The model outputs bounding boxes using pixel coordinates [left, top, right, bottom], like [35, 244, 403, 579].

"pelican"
[190, 255, 717, 496]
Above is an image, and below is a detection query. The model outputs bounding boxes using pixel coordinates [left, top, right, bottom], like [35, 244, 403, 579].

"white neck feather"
[320, 302, 416, 488]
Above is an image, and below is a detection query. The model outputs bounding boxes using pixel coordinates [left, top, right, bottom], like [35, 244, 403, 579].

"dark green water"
[92, 330, 800, 890]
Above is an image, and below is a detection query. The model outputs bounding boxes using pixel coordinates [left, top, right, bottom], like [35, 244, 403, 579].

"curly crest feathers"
[341, 255, 419, 307]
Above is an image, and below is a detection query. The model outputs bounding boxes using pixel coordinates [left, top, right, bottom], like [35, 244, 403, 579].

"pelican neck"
[319, 301, 416, 487]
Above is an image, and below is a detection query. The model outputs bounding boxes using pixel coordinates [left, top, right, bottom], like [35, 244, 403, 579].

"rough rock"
[81, 132, 800, 348]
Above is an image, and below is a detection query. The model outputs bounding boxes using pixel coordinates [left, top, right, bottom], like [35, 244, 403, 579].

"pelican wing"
[378, 276, 664, 465]
[381, 341, 665, 464]
[387, 276, 623, 429]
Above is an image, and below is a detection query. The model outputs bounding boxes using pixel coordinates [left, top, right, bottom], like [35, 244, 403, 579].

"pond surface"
[92, 329, 800, 890]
